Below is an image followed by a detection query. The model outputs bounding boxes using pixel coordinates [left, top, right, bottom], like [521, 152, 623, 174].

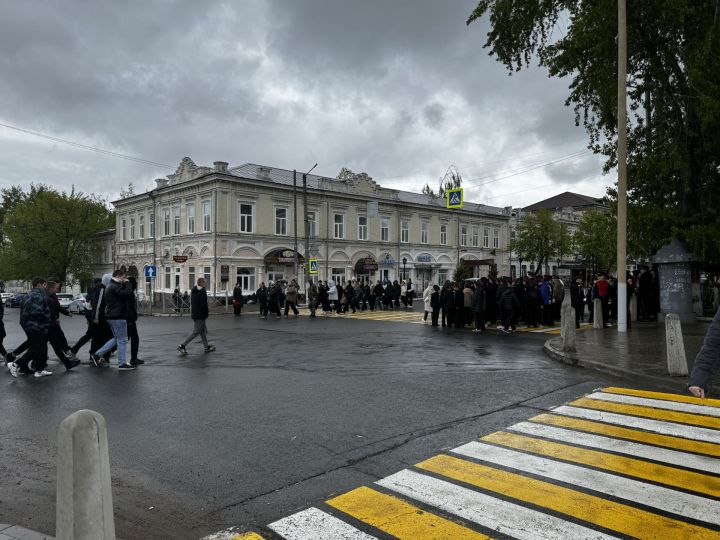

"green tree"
[511, 209, 570, 273]
[453, 263, 474, 283]
[0, 185, 114, 285]
[468, 1, 720, 263]
[573, 210, 617, 272]
[423, 166, 463, 199]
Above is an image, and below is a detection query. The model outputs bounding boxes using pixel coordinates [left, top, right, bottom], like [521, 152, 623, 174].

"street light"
[402, 257, 407, 281]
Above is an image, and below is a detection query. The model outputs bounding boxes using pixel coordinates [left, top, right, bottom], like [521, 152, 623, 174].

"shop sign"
[361, 257, 378, 271]
[173, 255, 188, 263]
[417, 255, 432, 263]
[265, 249, 303, 265]
[378, 256, 396, 266]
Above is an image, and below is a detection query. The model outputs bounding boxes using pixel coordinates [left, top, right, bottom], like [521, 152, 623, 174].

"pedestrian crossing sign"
[446, 188, 463, 209]
[308, 259, 318, 274]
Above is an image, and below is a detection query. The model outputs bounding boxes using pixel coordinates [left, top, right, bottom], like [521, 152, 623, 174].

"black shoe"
[90, 353, 101, 368]
[66, 359, 81, 371]
[130, 359, 145, 365]
[118, 363, 136, 371]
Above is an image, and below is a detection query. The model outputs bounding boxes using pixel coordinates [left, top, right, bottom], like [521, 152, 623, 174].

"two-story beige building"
[112, 157, 511, 297]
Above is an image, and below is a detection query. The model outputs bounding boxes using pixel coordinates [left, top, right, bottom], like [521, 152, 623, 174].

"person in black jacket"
[430, 285, 441, 326]
[440, 281, 454, 327]
[46, 280, 81, 371]
[127, 277, 142, 366]
[500, 278, 521, 333]
[688, 307, 720, 398]
[177, 278, 215, 355]
[472, 282, 486, 333]
[91, 269, 135, 370]
[256, 282, 268, 318]
[570, 276, 584, 329]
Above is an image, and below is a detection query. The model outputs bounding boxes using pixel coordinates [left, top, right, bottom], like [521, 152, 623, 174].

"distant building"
[508, 191, 608, 278]
[111, 157, 512, 297]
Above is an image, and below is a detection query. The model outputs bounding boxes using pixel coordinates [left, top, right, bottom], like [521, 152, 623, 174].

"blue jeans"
[96, 320, 128, 366]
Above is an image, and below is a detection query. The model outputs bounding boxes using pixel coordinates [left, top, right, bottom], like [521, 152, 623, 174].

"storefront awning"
[264, 248, 305, 265]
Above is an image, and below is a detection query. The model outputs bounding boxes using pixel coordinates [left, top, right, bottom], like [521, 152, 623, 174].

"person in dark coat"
[393, 280, 401, 308]
[500, 278, 521, 333]
[177, 277, 215, 354]
[256, 282, 268, 317]
[46, 280, 80, 370]
[91, 269, 134, 370]
[484, 278, 499, 325]
[127, 277, 142, 365]
[69, 278, 99, 358]
[525, 280, 541, 328]
[452, 283, 464, 328]
[471, 282, 486, 333]
[440, 280, 453, 327]
[10, 277, 52, 377]
[688, 307, 720, 398]
[232, 281, 243, 316]
[570, 276, 584, 329]
[430, 285, 441, 326]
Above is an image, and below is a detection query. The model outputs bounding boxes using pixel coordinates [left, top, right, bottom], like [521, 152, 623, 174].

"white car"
[68, 294, 90, 313]
[57, 293, 74, 309]
[0, 292, 13, 302]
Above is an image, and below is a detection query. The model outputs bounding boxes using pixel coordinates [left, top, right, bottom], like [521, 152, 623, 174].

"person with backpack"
[91, 269, 135, 370]
[177, 277, 215, 355]
[9, 277, 53, 378]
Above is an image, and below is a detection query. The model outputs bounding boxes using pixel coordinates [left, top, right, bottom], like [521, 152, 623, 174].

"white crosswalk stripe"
[268, 507, 377, 540]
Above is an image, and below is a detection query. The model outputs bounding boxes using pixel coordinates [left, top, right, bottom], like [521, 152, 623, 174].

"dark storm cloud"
[0, 0, 606, 205]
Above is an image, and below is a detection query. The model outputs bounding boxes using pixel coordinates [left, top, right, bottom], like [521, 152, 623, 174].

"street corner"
[210, 385, 720, 539]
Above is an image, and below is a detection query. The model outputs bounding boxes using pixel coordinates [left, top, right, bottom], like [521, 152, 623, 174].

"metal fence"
[136, 290, 232, 316]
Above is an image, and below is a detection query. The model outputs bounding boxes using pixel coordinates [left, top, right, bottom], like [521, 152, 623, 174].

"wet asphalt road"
[0, 307, 632, 539]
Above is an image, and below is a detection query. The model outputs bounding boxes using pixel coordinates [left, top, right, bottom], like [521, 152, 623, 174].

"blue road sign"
[144, 265, 157, 278]
[446, 188, 464, 209]
[309, 259, 318, 275]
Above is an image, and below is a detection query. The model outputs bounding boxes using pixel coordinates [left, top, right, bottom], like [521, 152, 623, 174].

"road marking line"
[552, 405, 720, 443]
[232, 533, 265, 540]
[483, 430, 720, 496]
[452, 441, 720, 525]
[510, 420, 720, 473]
[602, 387, 720, 408]
[377, 469, 620, 540]
[569, 397, 720, 429]
[417, 454, 717, 540]
[326, 486, 489, 539]
[586, 391, 720, 417]
[268, 507, 377, 540]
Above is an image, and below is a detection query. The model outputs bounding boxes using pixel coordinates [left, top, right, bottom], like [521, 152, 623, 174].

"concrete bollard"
[665, 314, 689, 377]
[561, 305, 577, 352]
[593, 298, 603, 328]
[56, 410, 115, 540]
[629, 294, 638, 322]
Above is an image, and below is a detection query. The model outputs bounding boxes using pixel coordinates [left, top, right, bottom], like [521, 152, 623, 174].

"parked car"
[5, 293, 27, 308]
[57, 293, 74, 309]
[68, 294, 90, 314]
[0, 292, 14, 303]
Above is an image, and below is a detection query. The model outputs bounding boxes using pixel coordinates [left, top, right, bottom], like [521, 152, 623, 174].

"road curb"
[542, 337, 687, 392]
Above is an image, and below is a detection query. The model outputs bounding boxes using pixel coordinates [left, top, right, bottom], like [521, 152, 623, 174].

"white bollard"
[56, 410, 115, 540]
[561, 305, 577, 352]
[665, 314, 689, 377]
[593, 298, 603, 328]
[629, 294, 638, 322]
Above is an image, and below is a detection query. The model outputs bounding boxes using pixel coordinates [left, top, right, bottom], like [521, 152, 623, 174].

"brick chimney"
[214, 161, 228, 173]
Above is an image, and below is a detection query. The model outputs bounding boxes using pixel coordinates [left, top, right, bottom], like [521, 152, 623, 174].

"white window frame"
[400, 219, 409, 243]
[236, 267, 256, 293]
[308, 211, 317, 238]
[149, 212, 155, 238]
[121, 218, 127, 241]
[129, 217, 135, 240]
[163, 209, 170, 237]
[358, 215, 367, 241]
[381, 217, 390, 242]
[172, 206, 180, 235]
[471, 226, 479, 248]
[483, 228, 489, 248]
[239, 202, 254, 233]
[460, 225, 467, 247]
[203, 266, 212, 290]
[187, 203, 195, 234]
[138, 215, 145, 239]
[440, 223, 447, 245]
[164, 266, 171, 289]
[274, 207, 287, 236]
[331, 267, 346, 284]
[202, 201, 211, 232]
[188, 267, 196, 288]
[493, 228, 500, 248]
[334, 213, 345, 239]
[421, 221, 428, 244]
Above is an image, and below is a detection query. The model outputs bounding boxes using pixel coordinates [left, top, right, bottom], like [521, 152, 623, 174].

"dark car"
[5, 293, 28, 308]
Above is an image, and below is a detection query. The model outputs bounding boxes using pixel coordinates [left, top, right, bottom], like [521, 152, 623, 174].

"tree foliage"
[468, 1, 720, 263]
[511, 209, 571, 273]
[453, 263, 474, 283]
[573, 209, 617, 272]
[0, 185, 114, 285]
[423, 166, 463, 199]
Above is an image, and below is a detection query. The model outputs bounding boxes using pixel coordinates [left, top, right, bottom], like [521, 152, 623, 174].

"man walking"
[10, 277, 53, 378]
[46, 280, 81, 371]
[91, 269, 135, 370]
[177, 277, 215, 355]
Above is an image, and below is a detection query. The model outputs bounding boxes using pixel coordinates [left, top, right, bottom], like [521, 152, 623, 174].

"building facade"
[112, 158, 511, 297]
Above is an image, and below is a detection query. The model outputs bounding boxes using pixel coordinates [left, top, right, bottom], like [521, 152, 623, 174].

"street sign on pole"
[144, 265, 157, 278]
[446, 188, 464, 209]
[308, 259, 318, 275]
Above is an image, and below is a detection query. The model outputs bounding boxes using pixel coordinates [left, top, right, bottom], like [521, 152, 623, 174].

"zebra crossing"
[206, 386, 720, 539]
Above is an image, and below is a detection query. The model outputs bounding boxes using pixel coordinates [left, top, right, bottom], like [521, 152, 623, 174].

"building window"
[472, 227, 479, 248]
[164, 266, 171, 289]
[483, 228, 489, 248]
[334, 214, 344, 239]
[202, 201, 211, 232]
[331, 267, 345, 284]
[149, 213, 155, 238]
[175, 267, 182, 289]
[203, 266, 212, 289]
[236, 267, 255, 293]
[421, 222, 428, 244]
[438, 270, 448, 284]
[163, 209, 170, 236]
[381, 217, 390, 242]
[188, 266, 196, 288]
[358, 215, 367, 241]
[460, 225, 467, 246]
[401, 219, 409, 243]
[129, 217, 135, 240]
[187, 204, 195, 234]
[172, 206, 180, 235]
[440, 224, 447, 245]
[308, 211, 317, 238]
[493, 229, 500, 248]
[275, 208, 287, 235]
[121, 219, 127, 241]
[511, 229, 516, 241]
[139, 215, 145, 239]
[239, 203, 253, 233]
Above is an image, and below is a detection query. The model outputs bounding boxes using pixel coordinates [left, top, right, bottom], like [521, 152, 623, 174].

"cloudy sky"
[0, 0, 610, 208]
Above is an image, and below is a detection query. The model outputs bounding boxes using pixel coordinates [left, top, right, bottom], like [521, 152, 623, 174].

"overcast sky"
[0, 0, 610, 208]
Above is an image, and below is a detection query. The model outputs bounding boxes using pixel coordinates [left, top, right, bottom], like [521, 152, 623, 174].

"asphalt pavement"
[0, 306, 654, 539]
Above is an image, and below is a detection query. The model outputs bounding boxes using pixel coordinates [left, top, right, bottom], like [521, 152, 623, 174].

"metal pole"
[303, 172, 309, 303]
[293, 170, 298, 283]
[617, 0, 628, 332]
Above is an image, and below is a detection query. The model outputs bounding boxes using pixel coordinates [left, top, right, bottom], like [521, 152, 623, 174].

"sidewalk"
[0, 524, 53, 540]
[544, 318, 712, 390]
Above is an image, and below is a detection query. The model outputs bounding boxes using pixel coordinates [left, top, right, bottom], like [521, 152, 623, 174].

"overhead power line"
[0, 121, 173, 169]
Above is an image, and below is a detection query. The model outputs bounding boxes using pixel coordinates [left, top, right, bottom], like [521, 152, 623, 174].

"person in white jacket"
[328, 280, 339, 314]
[422, 282, 434, 323]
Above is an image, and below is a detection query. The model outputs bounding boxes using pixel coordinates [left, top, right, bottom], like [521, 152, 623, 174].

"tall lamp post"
[616, 0, 628, 332]
[402, 257, 407, 281]
[302, 163, 318, 304]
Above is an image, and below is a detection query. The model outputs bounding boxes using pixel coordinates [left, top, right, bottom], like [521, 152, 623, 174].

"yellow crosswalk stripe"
[231, 533, 264, 540]
[602, 386, 720, 408]
[570, 397, 720, 429]
[482, 431, 720, 498]
[531, 413, 720, 457]
[417, 454, 718, 540]
[326, 485, 490, 540]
